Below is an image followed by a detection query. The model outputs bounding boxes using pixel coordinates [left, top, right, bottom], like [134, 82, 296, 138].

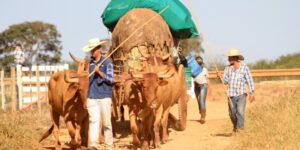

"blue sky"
[1, 0, 299, 64]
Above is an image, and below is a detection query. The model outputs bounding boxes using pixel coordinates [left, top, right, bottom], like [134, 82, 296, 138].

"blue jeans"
[228, 94, 247, 130]
[194, 83, 208, 110]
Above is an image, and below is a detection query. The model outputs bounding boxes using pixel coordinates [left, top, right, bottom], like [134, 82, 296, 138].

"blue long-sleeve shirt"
[88, 56, 114, 99]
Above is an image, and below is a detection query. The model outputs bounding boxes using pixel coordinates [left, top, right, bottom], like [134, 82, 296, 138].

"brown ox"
[113, 74, 144, 147]
[132, 55, 188, 149]
[39, 54, 90, 149]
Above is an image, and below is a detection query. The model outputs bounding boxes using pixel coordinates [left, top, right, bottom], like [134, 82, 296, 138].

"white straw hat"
[226, 48, 244, 60]
[82, 38, 107, 52]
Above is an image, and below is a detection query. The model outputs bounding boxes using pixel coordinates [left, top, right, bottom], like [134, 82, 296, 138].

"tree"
[179, 36, 204, 57]
[206, 55, 227, 71]
[248, 53, 300, 69]
[63, 61, 78, 70]
[0, 21, 62, 67]
[248, 59, 273, 69]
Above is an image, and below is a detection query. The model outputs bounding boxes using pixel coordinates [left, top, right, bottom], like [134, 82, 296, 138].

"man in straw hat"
[218, 48, 255, 134]
[83, 38, 114, 150]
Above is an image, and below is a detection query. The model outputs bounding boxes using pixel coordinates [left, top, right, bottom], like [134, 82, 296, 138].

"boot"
[200, 109, 206, 124]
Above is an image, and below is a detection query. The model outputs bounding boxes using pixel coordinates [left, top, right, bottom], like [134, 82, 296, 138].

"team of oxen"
[38, 51, 188, 150]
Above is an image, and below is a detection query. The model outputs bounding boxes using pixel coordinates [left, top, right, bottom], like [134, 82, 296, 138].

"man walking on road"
[83, 38, 114, 150]
[218, 49, 255, 133]
[193, 56, 209, 124]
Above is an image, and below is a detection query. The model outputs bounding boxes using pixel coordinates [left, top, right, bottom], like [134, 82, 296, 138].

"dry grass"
[0, 105, 52, 150]
[1, 81, 299, 150]
[229, 88, 300, 150]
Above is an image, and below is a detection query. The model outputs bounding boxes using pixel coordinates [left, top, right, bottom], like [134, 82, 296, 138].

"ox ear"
[64, 84, 79, 102]
[158, 79, 168, 86]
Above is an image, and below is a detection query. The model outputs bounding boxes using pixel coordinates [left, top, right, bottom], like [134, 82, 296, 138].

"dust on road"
[45, 99, 236, 150]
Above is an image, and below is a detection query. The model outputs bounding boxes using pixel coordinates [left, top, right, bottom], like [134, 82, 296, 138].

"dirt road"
[112, 99, 234, 150]
[50, 99, 234, 150]
[40, 81, 299, 150]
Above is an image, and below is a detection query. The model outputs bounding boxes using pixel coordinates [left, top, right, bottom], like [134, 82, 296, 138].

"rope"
[184, 0, 233, 109]
[89, 5, 171, 77]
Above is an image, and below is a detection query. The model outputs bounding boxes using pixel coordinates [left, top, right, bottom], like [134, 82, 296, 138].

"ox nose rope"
[88, 5, 171, 78]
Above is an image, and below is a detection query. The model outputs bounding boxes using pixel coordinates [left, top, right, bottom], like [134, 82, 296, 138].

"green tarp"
[101, 0, 199, 39]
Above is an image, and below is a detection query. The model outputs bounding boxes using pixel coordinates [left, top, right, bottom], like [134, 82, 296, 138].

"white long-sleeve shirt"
[194, 68, 209, 84]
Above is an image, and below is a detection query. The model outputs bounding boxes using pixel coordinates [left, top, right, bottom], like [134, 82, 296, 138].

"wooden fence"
[0, 64, 69, 113]
[1, 67, 300, 113]
[208, 69, 300, 78]
[188, 69, 300, 99]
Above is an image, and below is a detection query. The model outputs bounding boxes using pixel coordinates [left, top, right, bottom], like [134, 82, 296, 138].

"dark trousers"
[228, 94, 247, 130]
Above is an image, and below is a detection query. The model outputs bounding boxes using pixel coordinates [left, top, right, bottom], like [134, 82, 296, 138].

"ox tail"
[176, 94, 189, 131]
[39, 124, 54, 143]
[169, 93, 189, 131]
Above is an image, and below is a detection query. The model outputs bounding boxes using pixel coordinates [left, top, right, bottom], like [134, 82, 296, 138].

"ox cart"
[108, 8, 190, 149]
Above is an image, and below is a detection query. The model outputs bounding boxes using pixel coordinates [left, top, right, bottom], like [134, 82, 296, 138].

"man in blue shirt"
[218, 49, 255, 134]
[82, 38, 114, 150]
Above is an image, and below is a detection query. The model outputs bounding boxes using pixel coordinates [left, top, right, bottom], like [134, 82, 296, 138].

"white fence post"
[44, 69, 48, 102]
[11, 67, 17, 117]
[36, 66, 41, 114]
[17, 65, 23, 110]
[1, 69, 5, 111]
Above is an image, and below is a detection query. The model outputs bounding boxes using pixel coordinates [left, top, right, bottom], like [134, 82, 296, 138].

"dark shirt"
[88, 56, 114, 99]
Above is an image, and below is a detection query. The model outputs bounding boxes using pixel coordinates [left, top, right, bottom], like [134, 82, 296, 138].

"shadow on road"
[211, 132, 233, 137]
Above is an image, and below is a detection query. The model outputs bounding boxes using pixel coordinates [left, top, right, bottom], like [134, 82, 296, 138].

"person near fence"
[193, 56, 209, 124]
[13, 42, 25, 109]
[83, 38, 114, 150]
[218, 48, 255, 134]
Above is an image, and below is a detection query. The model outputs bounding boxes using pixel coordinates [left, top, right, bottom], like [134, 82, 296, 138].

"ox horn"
[65, 71, 79, 83]
[158, 73, 173, 79]
[69, 52, 85, 63]
[132, 73, 143, 79]
[162, 53, 171, 61]
[158, 69, 173, 79]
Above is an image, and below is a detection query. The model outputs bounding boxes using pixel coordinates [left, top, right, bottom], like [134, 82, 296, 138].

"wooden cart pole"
[36, 66, 41, 114]
[11, 67, 17, 118]
[1, 69, 5, 111]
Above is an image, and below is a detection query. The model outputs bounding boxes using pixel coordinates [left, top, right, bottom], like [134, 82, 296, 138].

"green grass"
[229, 88, 300, 150]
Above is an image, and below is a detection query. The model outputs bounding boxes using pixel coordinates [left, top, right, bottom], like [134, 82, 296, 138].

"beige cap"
[82, 38, 107, 52]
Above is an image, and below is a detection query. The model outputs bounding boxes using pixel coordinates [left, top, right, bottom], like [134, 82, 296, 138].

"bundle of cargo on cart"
[101, 0, 203, 149]
[101, 0, 203, 84]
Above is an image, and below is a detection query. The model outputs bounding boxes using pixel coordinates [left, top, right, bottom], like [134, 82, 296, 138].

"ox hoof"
[132, 136, 141, 147]
[55, 145, 62, 150]
[65, 140, 80, 150]
[141, 141, 149, 150]
[154, 144, 161, 149]
[76, 137, 82, 145]
[132, 140, 141, 147]
[162, 136, 169, 144]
